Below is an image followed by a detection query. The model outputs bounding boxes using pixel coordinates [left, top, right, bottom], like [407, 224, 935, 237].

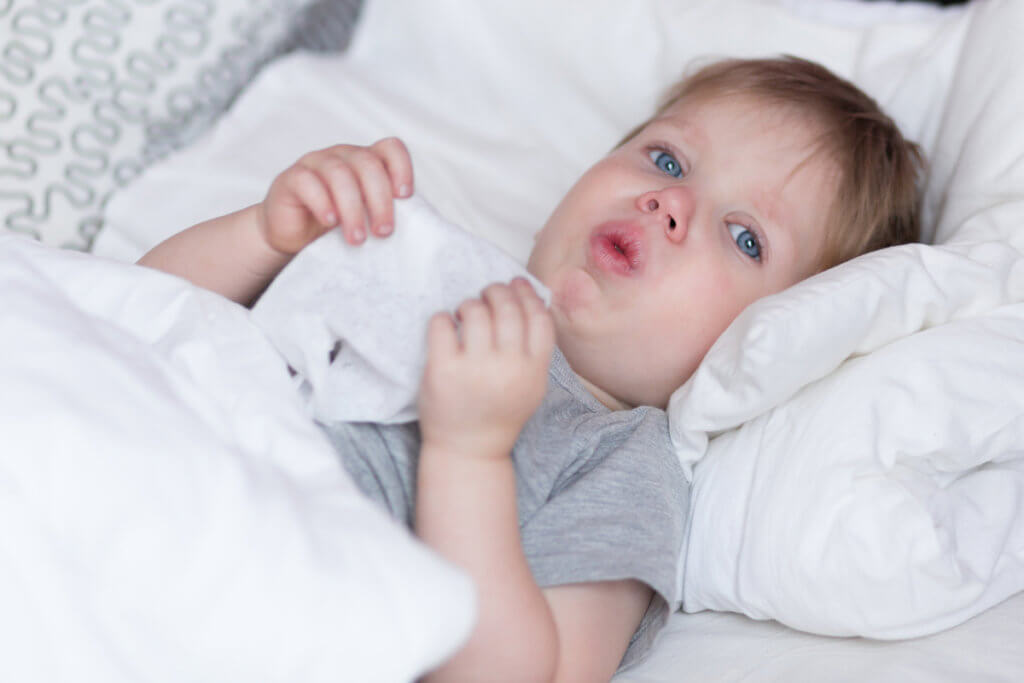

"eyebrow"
[753, 187, 784, 233]
[648, 117, 705, 148]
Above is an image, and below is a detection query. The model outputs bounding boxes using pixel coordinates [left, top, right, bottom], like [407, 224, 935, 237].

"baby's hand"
[259, 138, 413, 255]
[419, 279, 555, 460]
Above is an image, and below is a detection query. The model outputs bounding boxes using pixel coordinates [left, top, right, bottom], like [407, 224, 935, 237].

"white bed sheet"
[616, 592, 1024, 682]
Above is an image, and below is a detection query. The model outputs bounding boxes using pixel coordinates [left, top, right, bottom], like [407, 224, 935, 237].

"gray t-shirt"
[319, 347, 689, 668]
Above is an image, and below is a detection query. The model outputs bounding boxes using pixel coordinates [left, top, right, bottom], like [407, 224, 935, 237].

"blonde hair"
[619, 56, 924, 270]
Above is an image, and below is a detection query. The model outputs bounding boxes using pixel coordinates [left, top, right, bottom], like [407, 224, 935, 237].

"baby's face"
[527, 94, 837, 409]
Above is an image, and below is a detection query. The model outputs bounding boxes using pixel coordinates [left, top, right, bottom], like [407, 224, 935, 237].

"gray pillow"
[0, 0, 363, 250]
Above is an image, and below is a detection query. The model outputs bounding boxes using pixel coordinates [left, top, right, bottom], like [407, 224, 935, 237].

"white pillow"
[671, 0, 1024, 637]
[0, 0, 316, 249]
[93, 0, 966, 261]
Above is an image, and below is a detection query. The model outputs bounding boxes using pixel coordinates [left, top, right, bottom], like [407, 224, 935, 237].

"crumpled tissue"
[250, 195, 549, 424]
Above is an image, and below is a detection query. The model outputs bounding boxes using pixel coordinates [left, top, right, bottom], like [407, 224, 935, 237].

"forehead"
[651, 94, 822, 167]
[646, 95, 838, 277]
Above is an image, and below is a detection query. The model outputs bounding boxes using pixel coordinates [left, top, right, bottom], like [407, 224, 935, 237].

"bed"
[3, 0, 1023, 681]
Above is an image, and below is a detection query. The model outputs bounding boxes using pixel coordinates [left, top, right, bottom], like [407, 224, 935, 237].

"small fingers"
[285, 165, 337, 230]
[512, 278, 555, 357]
[344, 148, 396, 237]
[455, 298, 492, 351]
[426, 312, 459, 360]
[308, 158, 367, 245]
[371, 137, 414, 199]
[299, 139, 413, 244]
[481, 283, 525, 350]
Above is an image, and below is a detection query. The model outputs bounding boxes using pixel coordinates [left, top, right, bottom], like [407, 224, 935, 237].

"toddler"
[140, 56, 922, 681]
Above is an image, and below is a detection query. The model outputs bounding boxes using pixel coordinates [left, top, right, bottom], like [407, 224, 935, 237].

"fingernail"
[325, 212, 337, 226]
[352, 227, 364, 242]
[399, 184, 410, 197]
[378, 223, 392, 235]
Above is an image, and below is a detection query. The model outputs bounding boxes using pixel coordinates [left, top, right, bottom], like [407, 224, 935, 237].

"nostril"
[647, 199, 659, 212]
[668, 217, 677, 230]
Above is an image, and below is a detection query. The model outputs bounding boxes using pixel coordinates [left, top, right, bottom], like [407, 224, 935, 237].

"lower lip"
[589, 228, 644, 277]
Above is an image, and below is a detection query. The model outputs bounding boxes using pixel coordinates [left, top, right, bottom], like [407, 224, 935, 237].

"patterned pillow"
[0, 0, 361, 250]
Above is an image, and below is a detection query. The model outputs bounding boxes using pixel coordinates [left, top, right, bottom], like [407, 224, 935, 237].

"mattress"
[618, 591, 1024, 682]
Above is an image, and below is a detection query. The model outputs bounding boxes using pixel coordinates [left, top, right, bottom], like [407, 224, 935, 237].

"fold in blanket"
[0, 235, 474, 682]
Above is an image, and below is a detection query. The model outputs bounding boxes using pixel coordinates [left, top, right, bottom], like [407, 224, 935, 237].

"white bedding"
[0, 235, 474, 682]
[671, 0, 1024, 640]
[62, 0, 1024, 679]
[618, 591, 1024, 683]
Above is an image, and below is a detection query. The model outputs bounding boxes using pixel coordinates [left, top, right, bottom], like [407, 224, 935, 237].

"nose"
[637, 186, 694, 243]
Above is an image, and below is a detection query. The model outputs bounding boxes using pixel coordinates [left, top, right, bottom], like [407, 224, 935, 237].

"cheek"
[655, 268, 753, 355]
[530, 194, 588, 270]
[543, 160, 626, 228]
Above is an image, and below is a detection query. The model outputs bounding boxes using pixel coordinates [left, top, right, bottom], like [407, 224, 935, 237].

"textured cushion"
[0, 0, 362, 249]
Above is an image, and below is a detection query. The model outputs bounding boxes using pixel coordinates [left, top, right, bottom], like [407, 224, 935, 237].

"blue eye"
[648, 150, 683, 178]
[728, 222, 761, 261]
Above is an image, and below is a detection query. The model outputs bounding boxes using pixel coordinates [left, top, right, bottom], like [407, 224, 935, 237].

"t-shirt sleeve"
[518, 412, 689, 670]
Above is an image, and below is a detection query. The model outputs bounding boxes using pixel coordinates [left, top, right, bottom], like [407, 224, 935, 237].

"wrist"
[247, 203, 295, 272]
[420, 435, 516, 463]
[254, 202, 290, 258]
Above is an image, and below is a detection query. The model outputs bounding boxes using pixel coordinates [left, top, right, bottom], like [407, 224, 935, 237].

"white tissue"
[250, 195, 549, 425]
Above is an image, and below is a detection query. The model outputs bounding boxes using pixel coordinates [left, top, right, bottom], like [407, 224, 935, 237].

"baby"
[139, 56, 922, 681]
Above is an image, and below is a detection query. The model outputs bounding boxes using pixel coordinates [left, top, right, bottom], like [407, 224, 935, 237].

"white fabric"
[87, 0, 1024, 653]
[92, 0, 967, 262]
[0, 235, 474, 682]
[615, 591, 1024, 683]
[251, 194, 548, 425]
[671, 0, 1024, 640]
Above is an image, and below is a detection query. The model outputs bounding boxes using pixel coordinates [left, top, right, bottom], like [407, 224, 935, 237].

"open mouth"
[610, 236, 635, 264]
[590, 223, 646, 276]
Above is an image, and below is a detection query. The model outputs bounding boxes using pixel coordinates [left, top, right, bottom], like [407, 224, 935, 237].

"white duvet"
[87, 0, 1024, 654]
[673, 238, 1024, 637]
[0, 236, 474, 682]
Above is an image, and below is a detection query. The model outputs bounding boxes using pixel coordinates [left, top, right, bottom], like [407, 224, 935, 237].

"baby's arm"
[416, 281, 651, 682]
[137, 138, 413, 306]
[416, 279, 558, 680]
[544, 580, 653, 680]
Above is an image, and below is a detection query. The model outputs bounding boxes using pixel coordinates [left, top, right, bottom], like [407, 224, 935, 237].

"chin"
[617, 385, 670, 411]
[547, 267, 602, 325]
[596, 361, 685, 411]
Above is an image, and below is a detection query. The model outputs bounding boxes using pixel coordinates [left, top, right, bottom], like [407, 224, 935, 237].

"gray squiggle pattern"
[1, 0, 363, 250]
